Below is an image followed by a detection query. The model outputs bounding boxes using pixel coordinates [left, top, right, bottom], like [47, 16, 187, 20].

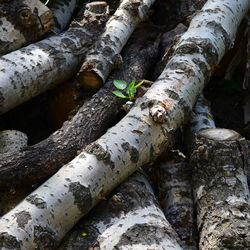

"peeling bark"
[191, 128, 250, 249]
[0, 0, 249, 248]
[0, 2, 109, 115]
[59, 171, 182, 250]
[0, 0, 54, 56]
[152, 150, 197, 249]
[77, 0, 156, 89]
[0, 24, 160, 191]
[48, 0, 77, 33]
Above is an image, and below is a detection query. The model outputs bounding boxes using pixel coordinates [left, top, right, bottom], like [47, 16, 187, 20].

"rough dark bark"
[152, 150, 197, 250]
[152, 0, 205, 29]
[191, 128, 250, 249]
[0, 24, 160, 191]
[0, 0, 54, 56]
[58, 171, 182, 250]
[0, 1, 249, 247]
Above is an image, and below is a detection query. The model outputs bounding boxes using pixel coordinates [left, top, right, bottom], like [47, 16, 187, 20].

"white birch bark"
[0, 0, 54, 56]
[48, 0, 77, 33]
[0, 2, 109, 115]
[59, 171, 182, 250]
[77, 0, 156, 89]
[0, 0, 249, 249]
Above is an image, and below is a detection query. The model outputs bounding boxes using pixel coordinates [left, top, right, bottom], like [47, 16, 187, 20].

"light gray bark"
[77, 0, 156, 89]
[48, 0, 77, 32]
[0, 130, 27, 154]
[0, 0, 54, 56]
[59, 171, 183, 250]
[191, 128, 250, 249]
[0, 130, 30, 216]
[0, 0, 249, 249]
[0, 2, 109, 115]
[152, 150, 197, 250]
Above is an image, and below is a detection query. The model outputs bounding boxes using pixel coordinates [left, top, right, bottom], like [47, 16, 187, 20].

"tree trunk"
[0, 0, 249, 248]
[59, 171, 182, 250]
[0, 23, 160, 191]
[77, 0, 156, 89]
[49, 0, 77, 33]
[191, 128, 250, 249]
[0, 0, 54, 56]
[152, 150, 197, 250]
[0, 1, 109, 115]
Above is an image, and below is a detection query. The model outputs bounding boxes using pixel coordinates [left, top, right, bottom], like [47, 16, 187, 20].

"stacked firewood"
[0, 0, 249, 249]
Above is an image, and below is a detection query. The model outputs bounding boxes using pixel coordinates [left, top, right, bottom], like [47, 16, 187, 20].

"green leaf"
[113, 80, 127, 90]
[128, 80, 136, 90]
[134, 80, 145, 88]
[112, 90, 128, 98]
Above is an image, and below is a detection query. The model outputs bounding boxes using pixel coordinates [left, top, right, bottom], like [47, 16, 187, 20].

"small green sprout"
[112, 79, 145, 100]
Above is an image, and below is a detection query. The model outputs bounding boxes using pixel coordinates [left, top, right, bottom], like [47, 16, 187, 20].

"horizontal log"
[0, 1, 109, 115]
[0, 23, 160, 191]
[0, 0, 54, 55]
[0, 0, 249, 248]
[59, 171, 182, 249]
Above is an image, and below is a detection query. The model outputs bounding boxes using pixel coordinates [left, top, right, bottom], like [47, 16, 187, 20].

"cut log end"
[197, 128, 241, 141]
[77, 71, 103, 89]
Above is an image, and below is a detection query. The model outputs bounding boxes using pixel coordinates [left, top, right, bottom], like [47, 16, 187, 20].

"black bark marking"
[121, 142, 139, 163]
[0, 232, 22, 249]
[26, 194, 47, 209]
[15, 210, 31, 229]
[114, 223, 170, 248]
[33, 225, 58, 249]
[69, 182, 92, 214]
[85, 142, 115, 169]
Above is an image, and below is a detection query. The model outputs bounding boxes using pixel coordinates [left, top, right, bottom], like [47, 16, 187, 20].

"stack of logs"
[0, 0, 249, 249]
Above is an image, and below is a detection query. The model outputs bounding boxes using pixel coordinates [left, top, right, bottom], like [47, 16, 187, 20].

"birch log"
[152, 150, 197, 250]
[48, 0, 77, 33]
[77, 0, 156, 89]
[0, 130, 32, 216]
[0, 0, 249, 248]
[191, 129, 250, 249]
[184, 94, 215, 152]
[0, 0, 54, 56]
[0, 1, 109, 115]
[0, 23, 160, 191]
[59, 171, 182, 250]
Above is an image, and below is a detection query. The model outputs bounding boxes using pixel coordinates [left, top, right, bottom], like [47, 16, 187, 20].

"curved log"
[77, 0, 156, 89]
[0, 0, 249, 248]
[0, 24, 160, 191]
[191, 128, 250, 249]
[59, 171, 182, 250]
[0, 1, 109, 115]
